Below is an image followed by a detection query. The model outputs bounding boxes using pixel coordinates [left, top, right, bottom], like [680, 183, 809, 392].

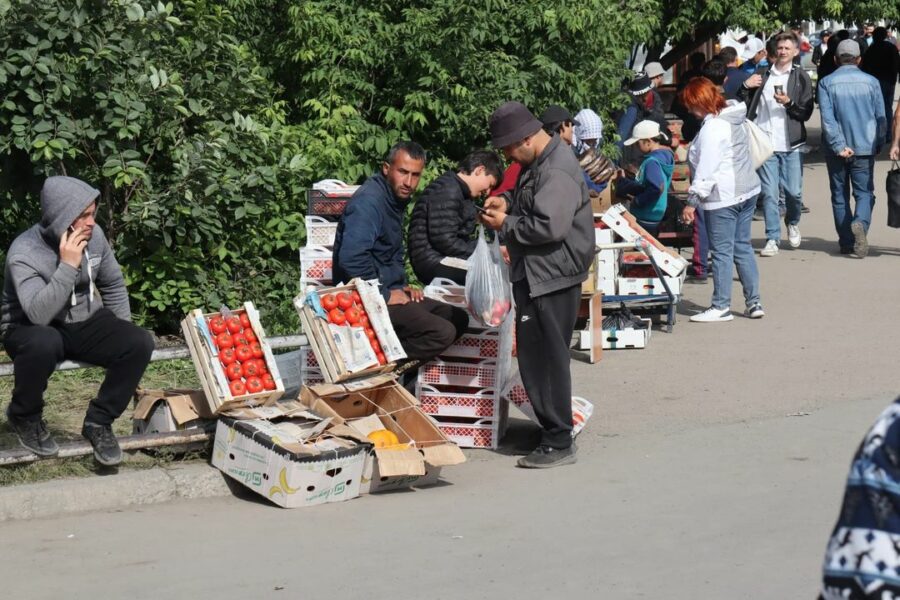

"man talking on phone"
[1, 176, 154, 464]
[739, 31, 814, 257]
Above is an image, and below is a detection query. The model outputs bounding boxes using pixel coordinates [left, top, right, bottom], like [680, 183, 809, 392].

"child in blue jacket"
[615, 120, 675, 236]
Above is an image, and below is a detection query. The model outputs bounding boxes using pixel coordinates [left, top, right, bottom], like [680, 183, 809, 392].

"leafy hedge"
[0, 0, 656, 334]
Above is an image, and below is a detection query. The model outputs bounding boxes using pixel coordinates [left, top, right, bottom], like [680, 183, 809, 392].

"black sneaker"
[839, 247, 853, 255]
[81, 421, 123, 466]
[6, 410, 59, 457]
[801, 204, 810, 214]
[516, 444, 577, 469]
[851, 221, 868, 258]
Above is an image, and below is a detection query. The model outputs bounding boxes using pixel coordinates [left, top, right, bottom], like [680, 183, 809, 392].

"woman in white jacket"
[679, 78, 765, 322]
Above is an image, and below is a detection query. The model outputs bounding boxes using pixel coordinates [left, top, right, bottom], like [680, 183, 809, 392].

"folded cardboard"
[132, 388, 214, 435]
[211, 414, 366, 508]
[301, 375, 465, 493]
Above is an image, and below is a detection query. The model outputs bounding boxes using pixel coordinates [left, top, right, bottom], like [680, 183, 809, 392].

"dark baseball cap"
[539, 105, 580, 127]
[489, 101, 544, 148]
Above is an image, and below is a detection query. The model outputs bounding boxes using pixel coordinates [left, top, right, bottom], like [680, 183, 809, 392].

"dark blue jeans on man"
[824, 154, 875, 251]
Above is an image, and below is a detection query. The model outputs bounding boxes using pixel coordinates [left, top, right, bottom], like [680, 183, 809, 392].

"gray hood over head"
[39, 176, 101, 241]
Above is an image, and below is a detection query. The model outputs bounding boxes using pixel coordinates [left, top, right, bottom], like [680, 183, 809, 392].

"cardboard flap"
[133, 389, 209, 423]
[422, 443, 467, 467]
[328, 423, 370, 444]
[220, 400, 317, 421]
[373, 447, 426, 477]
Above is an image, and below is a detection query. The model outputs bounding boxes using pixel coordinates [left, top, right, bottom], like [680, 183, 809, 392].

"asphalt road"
[1, 111, 898, 600]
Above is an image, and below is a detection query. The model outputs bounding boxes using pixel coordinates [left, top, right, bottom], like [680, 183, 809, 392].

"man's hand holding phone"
[60, 226, 88, 268]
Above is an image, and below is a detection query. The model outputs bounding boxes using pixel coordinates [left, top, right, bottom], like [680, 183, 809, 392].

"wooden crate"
[293, 283, 398, 384]
[181, 302, 284, 414]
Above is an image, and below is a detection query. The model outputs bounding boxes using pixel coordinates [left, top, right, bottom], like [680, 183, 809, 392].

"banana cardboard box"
[301, 375, 466, 494]
[211, 403, 367, 508]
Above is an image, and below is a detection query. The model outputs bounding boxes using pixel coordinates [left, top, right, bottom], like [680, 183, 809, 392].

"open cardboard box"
[132, 388, 214, 434]
[211, 400, 368, 508]
[302, 374, 466, 494]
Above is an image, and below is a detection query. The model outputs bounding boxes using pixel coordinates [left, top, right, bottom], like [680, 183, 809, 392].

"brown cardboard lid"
[133, 389, 207, 424]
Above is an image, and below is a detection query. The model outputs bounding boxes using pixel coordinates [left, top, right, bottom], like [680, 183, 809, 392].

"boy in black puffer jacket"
[407, 150, 503, 285]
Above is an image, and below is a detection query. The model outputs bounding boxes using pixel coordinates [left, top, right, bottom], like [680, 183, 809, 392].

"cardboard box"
[601, 319, 652, 349]
[132, 388, 214, 435]
[671, 163, 691, 181]
[617, 274, 684, 296]
[600, 205, 688, 277]
[301, 375, 466, 493]
[181, 302, 285, 414]
[590, 179, 617, 214]
[212, 413, 367, 508]
[294, 279, 405, 383]
[582, 258, 596, 294]
[671, 179, 690, 193]
[674, 143, 689, 163]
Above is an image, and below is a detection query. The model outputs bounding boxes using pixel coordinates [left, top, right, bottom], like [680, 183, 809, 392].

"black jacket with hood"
[738, 63, 815, 148]
[407, 171, 477, 281]
[1, 176, 131, 336]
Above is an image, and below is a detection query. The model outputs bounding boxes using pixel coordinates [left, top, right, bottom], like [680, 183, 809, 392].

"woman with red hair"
[679, 78, 765, 323]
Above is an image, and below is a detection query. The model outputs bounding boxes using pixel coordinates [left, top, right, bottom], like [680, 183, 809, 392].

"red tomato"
[215, 332, 234, 349]
[243, 328, 257, 343]
[351, 290, 362, 304]
[359, 314, 370, 328]
[219, 347, 237, 366]
[239, 313, 251, 329]
[344, 307, 361, 325]
[250, 341, 263, 359]
[232, 332, 249, 347]
[321, 294, 338, 311]
[255, 359, 269, 375]
[336, 292, 353, 310]
[242, 361, 260, 379]
[225, 315, 243, 334]
[245, 376, 264, 394]
[370, 338, 382, 354]
[364, 327, 377, 341]
[229, 380, 246, 396]
[262, 373, 276, 391]
[376, 351, 386, 365]
[208, 316, 227, 335]
[235, 344, 254, 363]
[225, 362, 243, 381]
[328, 308, 346, 325]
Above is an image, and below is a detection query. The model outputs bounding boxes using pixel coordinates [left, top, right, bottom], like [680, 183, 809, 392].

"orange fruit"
[367, 429, 400, 448]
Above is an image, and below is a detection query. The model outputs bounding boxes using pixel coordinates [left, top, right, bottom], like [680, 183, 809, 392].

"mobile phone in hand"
[473, 204, 487, 214]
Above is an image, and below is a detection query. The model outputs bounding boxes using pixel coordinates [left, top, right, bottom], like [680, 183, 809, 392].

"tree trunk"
[659, 24, 723, 70]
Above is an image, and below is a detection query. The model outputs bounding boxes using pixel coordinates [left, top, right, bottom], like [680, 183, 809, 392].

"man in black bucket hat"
[480, 101, 593, 469]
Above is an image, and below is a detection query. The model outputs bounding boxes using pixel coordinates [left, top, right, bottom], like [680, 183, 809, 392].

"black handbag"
[888, 161, 900, 229]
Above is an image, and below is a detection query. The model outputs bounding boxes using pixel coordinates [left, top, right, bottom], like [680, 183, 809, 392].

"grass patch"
[0, 354, 209, 486]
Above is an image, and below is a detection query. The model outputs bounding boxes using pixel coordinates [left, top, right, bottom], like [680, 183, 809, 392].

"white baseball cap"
[741, 37, 766, 60]
[624, 120, 663, 145]
[644, 61, 665, 79]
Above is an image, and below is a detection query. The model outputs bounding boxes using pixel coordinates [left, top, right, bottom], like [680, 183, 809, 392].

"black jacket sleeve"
[786, 70, 814, 123]
[424, 182, 476, 259]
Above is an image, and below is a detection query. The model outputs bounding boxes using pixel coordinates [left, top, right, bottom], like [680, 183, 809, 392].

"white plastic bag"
[464, 226, 512, 327]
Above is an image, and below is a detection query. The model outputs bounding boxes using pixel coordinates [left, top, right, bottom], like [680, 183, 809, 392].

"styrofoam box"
[617, 274, 684, 296]
[596, 249, 619, 282]
[601, 325, 651, 350]
[417, 384, 502, 419]
[595, 228, 615, 245]
[597, 278, 616, 296]
[600, 204, 688, 277]
[304, 216, 338, 247]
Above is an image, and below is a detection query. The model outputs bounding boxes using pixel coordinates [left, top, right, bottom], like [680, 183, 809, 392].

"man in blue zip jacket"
[332, 141, 467, 365]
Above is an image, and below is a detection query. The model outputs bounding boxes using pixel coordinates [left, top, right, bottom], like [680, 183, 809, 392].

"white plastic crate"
[435, 409, 508, 449]
[418, 359, 497, 389]
[417, 384, 502, 419]
[299, 245, 333, 282]
[503, 377, 593, 437]
[617, 274, 684, 296]
[299, 278, 331, 294]
[439, 331, 501, 360]
[304, 215, 338, 247]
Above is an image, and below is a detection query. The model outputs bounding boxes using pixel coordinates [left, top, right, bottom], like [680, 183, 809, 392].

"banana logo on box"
[268, 467, 299, 498]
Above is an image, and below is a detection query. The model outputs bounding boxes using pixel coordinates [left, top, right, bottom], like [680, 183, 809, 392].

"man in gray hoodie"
[1, 176, 154, 464]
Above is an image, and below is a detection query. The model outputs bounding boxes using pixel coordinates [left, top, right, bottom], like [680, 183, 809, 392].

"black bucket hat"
[489, 101, 544, 148]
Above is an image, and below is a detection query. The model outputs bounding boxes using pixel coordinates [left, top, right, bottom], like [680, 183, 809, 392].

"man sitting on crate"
[1, 176, 155, 464]
[332, 141, 468, 379]
[480, 102, 594, 469]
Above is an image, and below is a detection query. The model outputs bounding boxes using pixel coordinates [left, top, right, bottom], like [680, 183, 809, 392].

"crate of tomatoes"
[180, 302, 285, 414]
[293, 278, 407, 384]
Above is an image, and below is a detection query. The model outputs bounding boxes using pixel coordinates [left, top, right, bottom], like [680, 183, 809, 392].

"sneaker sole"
[17, 438, 60, 458]
[690, 315, 735, 323]
[92, 449, 123, 467]
[516, 454, 577, 469]
[851, 222, 868, 257]
[746, 311, 765, 319]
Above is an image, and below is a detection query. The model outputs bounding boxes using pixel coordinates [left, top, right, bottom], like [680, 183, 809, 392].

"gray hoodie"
[1, 176, 131, 335]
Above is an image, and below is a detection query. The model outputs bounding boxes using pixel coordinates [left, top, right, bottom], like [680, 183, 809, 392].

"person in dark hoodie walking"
[481, 101, 594, 469]
[407, 150, 503, 286]
[1, 176, 154, 464]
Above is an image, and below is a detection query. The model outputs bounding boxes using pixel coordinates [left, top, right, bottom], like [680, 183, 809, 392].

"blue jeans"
[824, 154, 876, 250]
[758, 149, 803, 242]
[704, 197, 761, 310]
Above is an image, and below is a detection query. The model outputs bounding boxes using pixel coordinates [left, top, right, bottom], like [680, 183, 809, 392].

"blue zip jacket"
[615, 148, 674, 223]
[818, 65, 887, 156]
[332, 173, 407, 300]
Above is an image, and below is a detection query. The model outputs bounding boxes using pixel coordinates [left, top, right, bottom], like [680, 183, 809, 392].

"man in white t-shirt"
[739, 32, 814, 257]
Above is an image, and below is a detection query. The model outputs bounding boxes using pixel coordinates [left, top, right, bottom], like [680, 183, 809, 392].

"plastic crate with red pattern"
[434, 404, 508, 449]
[417, 384, 501, 419]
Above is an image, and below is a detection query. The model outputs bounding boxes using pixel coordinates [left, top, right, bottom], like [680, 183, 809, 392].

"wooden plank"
[590, 292, 603, 364]
[181, 312, 223, 414]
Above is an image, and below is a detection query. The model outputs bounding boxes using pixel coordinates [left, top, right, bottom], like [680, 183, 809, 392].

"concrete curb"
[0, 463, 232, 522]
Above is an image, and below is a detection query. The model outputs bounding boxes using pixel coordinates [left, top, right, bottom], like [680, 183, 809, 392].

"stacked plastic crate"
[418, 278, 514, 449]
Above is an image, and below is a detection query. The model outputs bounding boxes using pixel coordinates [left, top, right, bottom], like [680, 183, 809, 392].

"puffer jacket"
[501, 134, 594, 297]
[407, 171, 477, 281]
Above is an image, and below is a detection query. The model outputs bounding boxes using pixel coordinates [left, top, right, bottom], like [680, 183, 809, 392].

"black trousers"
[414, 262, 468, 287]
[388, 298, 467, 363]
[3, 309, 155, 426]
[513, 279, 581, 449]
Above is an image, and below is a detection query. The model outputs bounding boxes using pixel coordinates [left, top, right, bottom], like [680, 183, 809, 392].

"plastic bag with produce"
[464, 226, 512, 327]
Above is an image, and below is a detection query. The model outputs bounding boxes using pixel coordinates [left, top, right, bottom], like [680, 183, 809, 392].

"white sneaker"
[787, 225, 801, 248]
[690, 307, 734, 323]
[760, 239, 779, 257]
[744, 303, 765, 319]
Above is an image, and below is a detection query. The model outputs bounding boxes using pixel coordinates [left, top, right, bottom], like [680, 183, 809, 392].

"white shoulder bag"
[744, 120, 774, 169]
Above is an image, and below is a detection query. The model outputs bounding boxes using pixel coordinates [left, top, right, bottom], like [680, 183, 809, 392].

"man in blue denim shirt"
[818, 40, 887, 258]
